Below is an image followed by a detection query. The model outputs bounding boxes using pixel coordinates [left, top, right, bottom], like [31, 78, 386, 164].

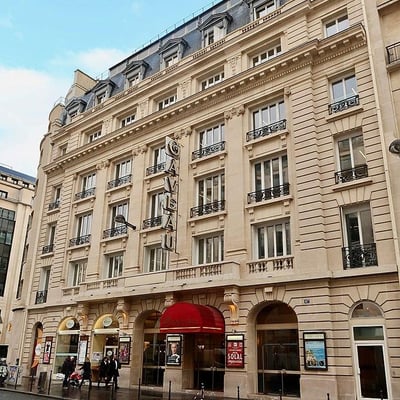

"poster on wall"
[166, 335, 182, 366]
[118, 337, 131, 364]
[303, 332, 328, 370]
[43, 337, 53, 364]
[77, 336, 88, 364]
[226, 334, 244, 368]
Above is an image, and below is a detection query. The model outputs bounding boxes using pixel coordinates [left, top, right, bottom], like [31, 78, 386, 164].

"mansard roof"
[198, 12, 233, 31]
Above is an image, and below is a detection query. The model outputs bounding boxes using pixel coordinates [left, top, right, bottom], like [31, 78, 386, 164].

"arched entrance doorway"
[30, 323, 43, 376]
[350, 301, 391, 399]
[55, 318, 79, 373]
[142, 311, 165, 386]
[160, 302, 225, 391]
[256, 302, 300, 396]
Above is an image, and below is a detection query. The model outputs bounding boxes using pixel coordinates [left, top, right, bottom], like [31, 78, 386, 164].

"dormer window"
[91, 79, 116, 107]
[159, 38, 187, 69]
[246, 0, 285, 20]
[199, 13, 232, 48]
[123, 60, 149, 89]
[65, 98, 87, 119]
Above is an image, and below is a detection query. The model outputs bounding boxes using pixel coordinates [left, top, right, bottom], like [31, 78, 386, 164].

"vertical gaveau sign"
[226, 334, 244, 368]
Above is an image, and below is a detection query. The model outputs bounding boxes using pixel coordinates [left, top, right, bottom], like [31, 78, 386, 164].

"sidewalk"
[0, 380, 222, 400]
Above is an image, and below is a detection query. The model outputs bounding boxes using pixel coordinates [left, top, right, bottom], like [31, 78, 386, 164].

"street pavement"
[0, 381, 223, 400]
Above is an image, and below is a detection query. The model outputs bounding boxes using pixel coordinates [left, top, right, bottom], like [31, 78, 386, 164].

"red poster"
[226, 338, 244, 368]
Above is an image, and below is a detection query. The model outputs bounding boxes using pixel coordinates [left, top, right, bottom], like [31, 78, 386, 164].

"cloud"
[0, 15, 13, 29]
[0, 66, 70, 176]
[51, 48, 130, 79]
[130, 1, 143, 16]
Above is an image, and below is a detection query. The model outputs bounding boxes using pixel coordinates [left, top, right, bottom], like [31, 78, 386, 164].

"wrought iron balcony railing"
[146, 162, 166, 176]
[48, 200, 60, 211]
[335, 164, 368, 184]
[142, 216, 162, 229]
[42, 244, 54, 254]
[35, 290, 48, 304]
[192, 141, 225, 160]
[246, 119, 286, 142]
[247, 183, 289, 204]
[107, 174, 132, 190]
[342, 243, 377, 269]
[74, 187, 95, 201]
[102, 225, 128, 239]
[190, 200, 225, 218]
[387, 41, 400, 64]
[328, 95, 359, 114]
[69, 234, 91, 247]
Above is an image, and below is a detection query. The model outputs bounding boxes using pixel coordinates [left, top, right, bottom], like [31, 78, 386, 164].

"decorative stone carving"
[76, 303, 89, 330]
[224, 287, 240, 324]
[115, 299, 130, 329]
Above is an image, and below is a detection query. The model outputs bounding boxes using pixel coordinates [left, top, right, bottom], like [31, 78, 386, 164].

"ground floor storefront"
[20, 276, 400, 399]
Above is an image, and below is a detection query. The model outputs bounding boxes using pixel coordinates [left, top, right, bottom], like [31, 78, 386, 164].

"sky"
[0, 0, 215, 177]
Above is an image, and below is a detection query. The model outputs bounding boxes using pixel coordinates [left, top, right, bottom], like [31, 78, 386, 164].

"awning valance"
[160, 302, 225, 334]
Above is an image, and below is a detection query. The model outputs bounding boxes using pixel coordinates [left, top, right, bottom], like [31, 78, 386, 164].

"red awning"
[159, 302, 225, 334]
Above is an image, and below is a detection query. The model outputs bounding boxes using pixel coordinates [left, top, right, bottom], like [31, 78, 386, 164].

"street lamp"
[114, 214, 136, 230]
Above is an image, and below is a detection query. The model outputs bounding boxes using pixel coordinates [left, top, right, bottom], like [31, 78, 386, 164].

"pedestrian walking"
[79, 357, 92, 389]
[98, 356, 110, 387]
[108, 355, 121, 389]
[61, 356, 74, 388]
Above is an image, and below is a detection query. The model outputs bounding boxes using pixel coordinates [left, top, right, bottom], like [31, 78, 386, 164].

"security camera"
[389, 139, 400, 155]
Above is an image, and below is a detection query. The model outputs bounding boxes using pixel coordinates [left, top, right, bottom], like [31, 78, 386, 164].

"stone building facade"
[16, 0, 400, 399]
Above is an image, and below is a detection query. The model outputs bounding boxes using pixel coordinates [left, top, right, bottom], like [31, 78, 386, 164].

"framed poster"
[166, 335, 182, 366]
[118, 337, 131, 364]
[77, 336, 88, 364]
[43, 337, 53, 364]
[226, 334, 244, 368]
[303, 332, 328, 370]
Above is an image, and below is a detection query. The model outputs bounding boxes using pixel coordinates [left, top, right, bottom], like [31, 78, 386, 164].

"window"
[77, 213, 92, 237]
[120, 113, 136, 128]
[69, 261, 87, 286]
[197, 233, 224, 264]
[329, 74, 359, 114]
[203, 25, 225, 46]
[255, 220, 291, 259]
[49, 186, 61, 210]
[159, 38, 187, 69]
[0, 190, 7, 199]
[198, 174, 225, 205]
[60, 144, 67, 156]
[201, 72, 225, 90]
[325, 14, 349, 37]
[128, 73, 140, 87]
[342, 204, 377, 268]
[193, 123, 225, 160]
[253, 0, 280, 19]
[106, 254, 123, 278]
[253, 99, 285, 130]
[42, 224, 56, 254]
[143, 192, 164, 229]
[199, 12, 232, 48]
[112, 203, 129, 226]
[36, 267, 50, 303]
[331, 75, 357, 102]
[108, 159, 132, 190]
[252, 43, 282, 66]
[96, 91, 107, 105]
[158, 94, 177, 111]
[146, 246, 168, 272]
[124, 60, 149, 88]
[76, 172, 96, 200]
[146, 145, 166, 175]
[249, 155, 288, 203]
[88, 130, 102, 143]
[335, 134, 367, 183]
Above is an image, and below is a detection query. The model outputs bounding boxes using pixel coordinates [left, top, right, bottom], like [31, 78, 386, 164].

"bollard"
[47, 370, 52, 395]
[237, 385, 240, 400]
[138, 378, 141, 400]
[168, 380, 172, 400]
[327, 394, 330, 400]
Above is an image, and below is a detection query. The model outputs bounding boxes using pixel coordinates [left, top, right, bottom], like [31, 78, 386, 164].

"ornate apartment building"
[15, 0, 400, 399]
[0, 166, 35, 364]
